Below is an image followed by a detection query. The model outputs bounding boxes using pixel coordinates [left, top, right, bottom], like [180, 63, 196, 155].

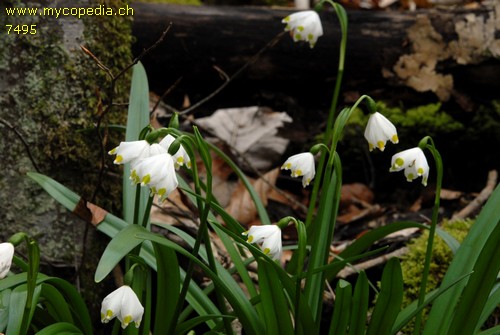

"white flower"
[108, 140, 150, 168]
[282, 10, 323, 48]
[281, 152, 316, 187]
[101, 285, 144, 329]
[390, 147, 429, 186]
[243, 225, 282, 260]
[0, 242, 14, 279]
[131, 153, 179, 201]
[364, 112, 399, 152]
[159, 135, 191, 170]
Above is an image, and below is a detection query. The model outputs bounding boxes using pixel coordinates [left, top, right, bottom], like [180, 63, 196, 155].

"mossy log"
[0, 0, 133, 325]
[131, 3, 499, 107]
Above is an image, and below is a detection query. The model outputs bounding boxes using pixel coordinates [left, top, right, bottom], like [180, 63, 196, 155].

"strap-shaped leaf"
[94, 224, 144, 282]
[153, 243, 180, 335]
[424, 184, 500, 334]
[447, 220, 500, 335]
[257, 260, 294, 335]
[35, 322, 84, 335]
[366, 258, 403, 335]
[329, 279, 352, 335]
[349, 271, 369, 335]
[6, 284, 41, 335]
[123, 62, 151, 225]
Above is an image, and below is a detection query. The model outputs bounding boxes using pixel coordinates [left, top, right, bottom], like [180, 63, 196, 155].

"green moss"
[399, 219, 474, 333]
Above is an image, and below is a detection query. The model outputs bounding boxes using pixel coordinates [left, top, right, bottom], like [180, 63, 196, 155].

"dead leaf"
[224, 168, 280, 226]
[196, 106, 292, 170]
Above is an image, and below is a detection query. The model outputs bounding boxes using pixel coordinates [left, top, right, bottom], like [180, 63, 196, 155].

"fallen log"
[130, 3, 499, 110]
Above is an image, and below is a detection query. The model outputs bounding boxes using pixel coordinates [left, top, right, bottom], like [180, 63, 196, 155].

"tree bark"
[0, 0, 133, 326]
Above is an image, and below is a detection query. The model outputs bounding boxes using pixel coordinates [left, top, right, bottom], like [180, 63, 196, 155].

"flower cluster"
[101, 285, 144, 329]
[109, 135, 190, 202]
[0, 242, 14, 279]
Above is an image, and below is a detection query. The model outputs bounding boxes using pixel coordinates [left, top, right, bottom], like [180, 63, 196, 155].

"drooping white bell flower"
[281, 152, 316, 187]
[131, 153, 179, 200]
[0, 242, 14, 279]
[159, 135, 191, 170]
[390, 147, 429, 186]
[108, 140, 150, 168]
[282, 10, 323, 48]
[101, 285, 144, 329]
[364, 112, 399, 152]
[243, 225, 282, 261]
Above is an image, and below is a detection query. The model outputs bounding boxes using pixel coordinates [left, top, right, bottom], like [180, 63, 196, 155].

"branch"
[0, 118, 41, 173]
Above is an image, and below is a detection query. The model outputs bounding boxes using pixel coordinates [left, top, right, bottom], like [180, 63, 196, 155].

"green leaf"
[35, 322, 84, 335]
[0, 289, 11, 332]
[349, 272, 369, 335]
[476, 284, 500, 333]
[477, 325, 500, 335]
[153, 243, 180, 335]
[123, 62, 151, 224]
[134, 229, 265, 335]
[447, 220, 500, 335]
[424, 184, 500, 334]
[39, 284, 74, 324]
[42, 278, 92, 335]
[94, 225, 145, 282]
[329, 279, 352, 335]
[175, 315, 235, 335]
[257, 260, 294, 335]
[366, 258, 403, 335]
[435, 226, 460, 254]
[26, 173, 220, 330]
[7, 284, 41, 335]
[305, 154, 342, 322]
[391, 272, 472, 334]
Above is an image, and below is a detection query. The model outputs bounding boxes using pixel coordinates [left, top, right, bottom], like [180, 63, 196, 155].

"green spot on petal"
[115, 155, 123, 163]
[263, 248, 270, 255]
[247, 235, 254, 243]
[392, 134, 399, 143]
[141, 174, 151, 184]
[377, 141, 385, 150]
[297, 25, 304, 32]
[123, 315, 132, 327]
[307, 33, 313, 41]
[395, 158, 404, 167]
[294, 33, 302, 40]
[417, 167, 424, 175]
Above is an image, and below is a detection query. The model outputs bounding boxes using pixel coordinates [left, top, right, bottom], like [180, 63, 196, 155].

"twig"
[162, 31, 287, 117]
[452, 170, 498, 221]
[337, 247, 409, 279]
[0, 118, 41, 173]
[77, 25, 172, 288]
[81, 24, 172, 203]
[151, 76, 183, 116]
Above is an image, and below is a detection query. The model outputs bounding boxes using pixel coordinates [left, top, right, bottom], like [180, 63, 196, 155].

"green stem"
[305, 1, 347, 229]
[321, 0, 347, 146]
[141, 195, 154, 229]
[413, 137, 443, 334]
[133, 184, 142, 226]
